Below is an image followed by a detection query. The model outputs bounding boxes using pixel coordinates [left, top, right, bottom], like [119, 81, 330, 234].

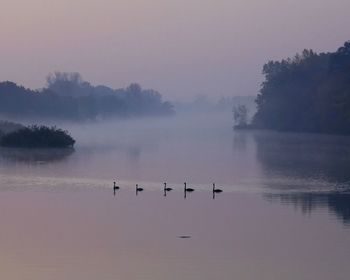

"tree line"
[0, 72, 174, 121]
[252, 41, 350, 135]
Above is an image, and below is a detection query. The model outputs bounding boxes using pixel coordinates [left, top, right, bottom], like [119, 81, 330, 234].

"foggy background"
[1, 0, 350, 101]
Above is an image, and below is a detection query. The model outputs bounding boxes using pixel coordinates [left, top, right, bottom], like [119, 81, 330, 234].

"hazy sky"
[1, 0, 350, 101]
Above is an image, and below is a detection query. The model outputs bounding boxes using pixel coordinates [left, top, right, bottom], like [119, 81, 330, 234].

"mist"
[1, 0, 350, 100]
[0, 110, 247, 187]
[2, 1, 350, 279]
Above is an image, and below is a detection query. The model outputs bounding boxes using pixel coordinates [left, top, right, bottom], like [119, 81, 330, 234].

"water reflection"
[250, 130, 350, 224]
[162, 182, 173, 197]
[0, 147, 74, 163]
[265, 192, 350, 225]
[253, 131, 350, 189]
[212, 190, 224, 200]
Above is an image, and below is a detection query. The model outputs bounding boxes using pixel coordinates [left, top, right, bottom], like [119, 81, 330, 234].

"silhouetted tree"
[0, 126, 75, 148]
[253, 41, 350, 134]
[0, 73, 174, 121]
[233, 105, 248, 128]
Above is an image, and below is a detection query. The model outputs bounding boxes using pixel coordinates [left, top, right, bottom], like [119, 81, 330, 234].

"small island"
[0, 125, 75, 148]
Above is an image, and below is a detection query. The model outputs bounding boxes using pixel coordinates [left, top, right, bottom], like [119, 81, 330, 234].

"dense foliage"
[253, 41, 350, 134]
[0, 73, 174, 121]
[0, 126, 75, 148]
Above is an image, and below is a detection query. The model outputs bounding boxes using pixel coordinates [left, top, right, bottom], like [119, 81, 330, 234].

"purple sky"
[1, 0, 350, 100]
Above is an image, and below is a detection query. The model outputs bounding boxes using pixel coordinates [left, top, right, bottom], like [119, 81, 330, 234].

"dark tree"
[253, 41, 350, 135]
[0, 126, 75, 148]
[0, 73, 174, 121]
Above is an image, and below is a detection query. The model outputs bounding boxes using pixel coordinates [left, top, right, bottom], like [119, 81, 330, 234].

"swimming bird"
[113, 181, 120, 190]
[212, 183, 223, 193]
[136, 184, 144, 192]
[164, 182, 173, 192]
[184, 182, 194, 192]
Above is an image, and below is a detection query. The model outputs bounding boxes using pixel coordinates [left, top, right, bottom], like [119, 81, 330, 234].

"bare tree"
[233, 105, 248, 127]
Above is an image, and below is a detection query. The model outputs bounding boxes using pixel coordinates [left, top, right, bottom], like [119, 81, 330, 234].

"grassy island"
[0, 125, 75, 148]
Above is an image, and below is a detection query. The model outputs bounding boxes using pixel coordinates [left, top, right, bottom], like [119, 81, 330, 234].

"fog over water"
[0, 113, 350, 280]
[1, 0, 350, 278]
[0, 112, 241, 189]
[1, 112, 350, 192]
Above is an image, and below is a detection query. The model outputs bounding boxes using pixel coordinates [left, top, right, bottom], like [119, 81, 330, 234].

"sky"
[0, 0, 350, 101]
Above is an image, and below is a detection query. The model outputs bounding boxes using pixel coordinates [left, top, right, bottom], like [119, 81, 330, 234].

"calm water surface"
[0, 113, 349, 280]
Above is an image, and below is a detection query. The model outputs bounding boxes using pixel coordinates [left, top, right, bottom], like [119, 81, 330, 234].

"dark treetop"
[252, 40, 350, 135]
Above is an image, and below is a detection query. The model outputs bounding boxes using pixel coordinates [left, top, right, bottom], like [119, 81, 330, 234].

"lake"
[0, 113, 349, 280]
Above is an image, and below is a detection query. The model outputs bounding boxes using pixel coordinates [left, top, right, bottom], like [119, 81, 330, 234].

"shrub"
[0, 125, 75, 148]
